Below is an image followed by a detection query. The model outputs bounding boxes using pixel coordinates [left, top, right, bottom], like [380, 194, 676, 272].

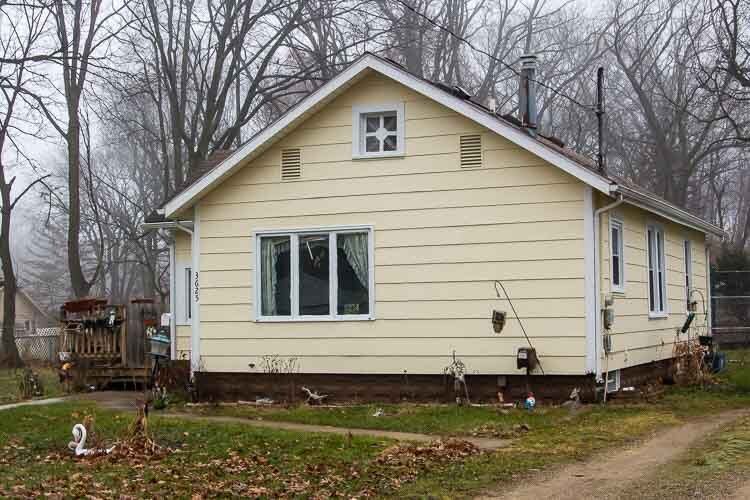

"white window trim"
[684, 239, 692, 311]
[253, 224, 375, 322]
[352, 103, 405, 159]
[175, 260, 192, 326]
[609, 216, 625, 294]
[646, 222, 669, 318]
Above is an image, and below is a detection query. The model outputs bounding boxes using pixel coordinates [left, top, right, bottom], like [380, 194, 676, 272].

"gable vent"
[281, 148, 301, 180]
[460, 134, 482, 168]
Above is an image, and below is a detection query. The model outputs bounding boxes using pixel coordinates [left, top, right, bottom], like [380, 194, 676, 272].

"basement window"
[605, 369, 621, 393]
[647, 224, 668, 317]
[352, 103, 404, 158]
[610, 217, 625, 293]
[255, 227, 373, 321]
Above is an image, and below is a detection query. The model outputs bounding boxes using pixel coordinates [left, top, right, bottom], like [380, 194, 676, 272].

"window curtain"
[340, 233, 368, 289]
[261, 237, 289, 315]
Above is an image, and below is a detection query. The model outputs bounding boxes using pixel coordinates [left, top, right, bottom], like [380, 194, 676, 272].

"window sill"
[352, 151, 404, 160]
[255, 315, 375, 323]
[648, 312, 669, 320]
[611, 288, 626, 296]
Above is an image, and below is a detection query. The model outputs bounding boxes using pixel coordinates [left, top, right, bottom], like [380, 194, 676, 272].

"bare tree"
[45, 0, 124, 298]
[0, 0, 52, 367]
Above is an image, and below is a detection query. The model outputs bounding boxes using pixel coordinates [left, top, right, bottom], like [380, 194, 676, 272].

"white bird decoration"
[68, 424, 115, 457]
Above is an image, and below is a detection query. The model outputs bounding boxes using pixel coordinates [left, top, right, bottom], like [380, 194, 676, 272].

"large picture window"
[646, 224, 667, 316]
[256, 227, 373, 321]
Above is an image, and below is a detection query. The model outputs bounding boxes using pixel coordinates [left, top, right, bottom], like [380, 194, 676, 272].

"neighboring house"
[144, 53, 723, 401]
[0, 282, 53, 334]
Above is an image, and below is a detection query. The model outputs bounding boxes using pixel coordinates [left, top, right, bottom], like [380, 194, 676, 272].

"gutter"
[141, 220, 195, 233]
[610, 185, 725, 238]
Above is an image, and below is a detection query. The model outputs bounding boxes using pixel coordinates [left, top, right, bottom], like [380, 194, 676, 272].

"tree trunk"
[66, 112, 90, 298]
[0, 181, 23, 368]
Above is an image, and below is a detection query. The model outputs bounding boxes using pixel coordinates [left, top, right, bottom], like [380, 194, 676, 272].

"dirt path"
[729, 479, 750, 500]
[0, 397, 67, 411]
[163, 412, 509, 451]
[479, 409, 750, 500]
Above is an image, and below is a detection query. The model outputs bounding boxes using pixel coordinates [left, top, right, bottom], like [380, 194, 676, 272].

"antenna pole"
[596, 67, 606, 175]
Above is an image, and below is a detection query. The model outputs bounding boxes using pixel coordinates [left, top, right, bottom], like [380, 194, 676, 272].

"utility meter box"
[517, 347, 538, 370]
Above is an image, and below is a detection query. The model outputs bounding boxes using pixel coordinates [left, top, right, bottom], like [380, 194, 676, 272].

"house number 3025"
[194, 272, 200, 303]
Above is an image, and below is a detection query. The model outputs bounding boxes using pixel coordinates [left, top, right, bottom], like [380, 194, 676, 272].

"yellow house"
[144, 53, 723, 401]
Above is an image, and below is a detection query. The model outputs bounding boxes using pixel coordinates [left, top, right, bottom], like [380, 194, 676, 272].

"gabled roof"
[163, 53, 724, 238]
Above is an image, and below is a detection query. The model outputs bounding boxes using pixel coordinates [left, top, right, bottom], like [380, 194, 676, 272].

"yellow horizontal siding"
[176, 325, 191, 360]
[200, 297, 584, 322]
[599, 202, 709, 372]
[202, 354, 585, 375]
[199, 317, 585, 339]
[195, 72, 588, 375]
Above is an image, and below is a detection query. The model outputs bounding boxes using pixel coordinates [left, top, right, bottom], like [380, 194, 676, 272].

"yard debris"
[254, 397, 275, 405]
[376, 438, 480, 469]
[301, 386, 328, 405]
[524, 392, 536, 411]
[372, 407, 385, 417]
[471, 422, 531, 439]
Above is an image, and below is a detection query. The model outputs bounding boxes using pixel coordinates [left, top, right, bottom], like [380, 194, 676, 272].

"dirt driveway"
[479, 409, 750, 500]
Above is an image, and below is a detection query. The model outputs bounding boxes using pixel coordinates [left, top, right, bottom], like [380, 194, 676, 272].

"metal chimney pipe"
[519, 53, 538, 135]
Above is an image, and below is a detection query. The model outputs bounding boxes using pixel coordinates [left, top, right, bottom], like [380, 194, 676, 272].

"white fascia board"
[612, 185, 725, 238]
[164, 54, 613, 217]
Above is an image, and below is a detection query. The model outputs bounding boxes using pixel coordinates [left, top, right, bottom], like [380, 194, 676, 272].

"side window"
[610, 218, 625, 292]
[176, 262, 192, 324]
[352, 103, 404, 158]
[646, 224, 667, 316]
[186, 267, 192, 320]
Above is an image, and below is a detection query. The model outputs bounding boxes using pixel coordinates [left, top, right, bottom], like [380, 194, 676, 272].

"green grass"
[0, 401, 395, 498]
[2, 348, 750, 497]
[175, 348, 750, 436]
[722, 348, 750, 392]
[0, 367, 63, 404]
[176, 402, 588, 437]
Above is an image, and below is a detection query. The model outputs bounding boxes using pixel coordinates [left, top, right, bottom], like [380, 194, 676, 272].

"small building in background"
[0, 282, 54, 334]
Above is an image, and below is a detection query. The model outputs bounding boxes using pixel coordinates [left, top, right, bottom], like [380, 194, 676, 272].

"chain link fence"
[712, 270, 750, 347]
[14, 327, 61, 364]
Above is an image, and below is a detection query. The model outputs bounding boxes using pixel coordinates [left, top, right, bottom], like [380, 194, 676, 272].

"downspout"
[169, 242, 176, 360]
[593, 192, 624, 384]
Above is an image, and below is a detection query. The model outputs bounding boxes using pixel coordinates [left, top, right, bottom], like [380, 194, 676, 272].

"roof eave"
[611, 184, 725, 238]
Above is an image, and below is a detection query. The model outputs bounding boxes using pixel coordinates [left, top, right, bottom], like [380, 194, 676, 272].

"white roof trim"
[612, 185, 724, 237]
[164, 54, 612, 217]
[163, 54, 720, 238]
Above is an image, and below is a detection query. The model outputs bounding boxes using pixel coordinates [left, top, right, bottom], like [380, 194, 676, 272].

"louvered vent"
[281, 148, 301, 180]
[460, 134, 482, 168]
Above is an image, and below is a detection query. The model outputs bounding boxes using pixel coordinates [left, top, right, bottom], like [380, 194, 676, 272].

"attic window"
[352, 103, 404, 159]
[460, 134, 482, 168]
[281, 148, 301, 180]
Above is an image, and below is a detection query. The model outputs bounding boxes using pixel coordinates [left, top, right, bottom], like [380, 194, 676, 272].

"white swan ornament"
[68, 424, 115, 456]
